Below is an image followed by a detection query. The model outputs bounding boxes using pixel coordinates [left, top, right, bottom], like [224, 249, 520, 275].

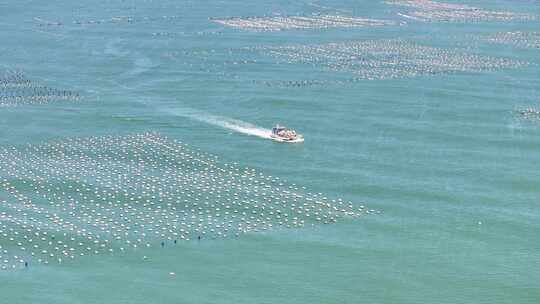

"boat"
[270, 124, 304, 143]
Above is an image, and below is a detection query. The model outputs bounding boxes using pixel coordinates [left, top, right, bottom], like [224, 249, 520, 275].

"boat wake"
[158, 106, 273, 139]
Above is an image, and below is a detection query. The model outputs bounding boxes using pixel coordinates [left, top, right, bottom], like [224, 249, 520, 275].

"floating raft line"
[0, 70, 80, 107]
[211, 14, 399, 32]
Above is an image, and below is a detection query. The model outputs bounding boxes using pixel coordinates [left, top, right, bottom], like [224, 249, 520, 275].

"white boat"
[270, 124, 304, 143]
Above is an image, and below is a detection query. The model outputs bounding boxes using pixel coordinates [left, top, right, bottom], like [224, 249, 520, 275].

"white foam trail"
[158, 105, 273, 139]
[397, 13, 424, 21]
[194, 114, 273, 139]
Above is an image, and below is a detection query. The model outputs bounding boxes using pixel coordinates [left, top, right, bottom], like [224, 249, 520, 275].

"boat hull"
[270, 135, 304, 143]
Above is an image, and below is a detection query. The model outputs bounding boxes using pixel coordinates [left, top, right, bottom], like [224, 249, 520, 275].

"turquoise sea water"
[1, 0, 540, 303]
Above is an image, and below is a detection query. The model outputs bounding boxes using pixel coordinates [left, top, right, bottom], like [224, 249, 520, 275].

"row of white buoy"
[260, 79, 331, 88]
[34, 15, 182, 27]
[0, 71, 32, 88]
[249, 39, 528, 80]
[151, 30, 224, 38]
[0, 133, 373, 270]
[211, 14, 399, 32]
[517, 107, 540, 120]
[0, 70, 80, 107]
[487, 31, 540, 49]
[259, 77, 382, 88]
[386, 0, 538, 23]
[73, 15, 182, 26]
[386, 0, 476, 11]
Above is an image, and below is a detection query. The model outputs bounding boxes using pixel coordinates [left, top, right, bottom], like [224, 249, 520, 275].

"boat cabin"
[271, 125, 287, 135]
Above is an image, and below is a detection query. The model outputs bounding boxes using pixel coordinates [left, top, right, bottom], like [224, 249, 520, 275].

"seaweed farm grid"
[0, 133, 369, 270]
[249, 39, 529, 81]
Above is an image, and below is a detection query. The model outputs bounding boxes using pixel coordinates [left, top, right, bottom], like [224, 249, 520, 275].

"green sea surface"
[1, 0, 539, 303]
